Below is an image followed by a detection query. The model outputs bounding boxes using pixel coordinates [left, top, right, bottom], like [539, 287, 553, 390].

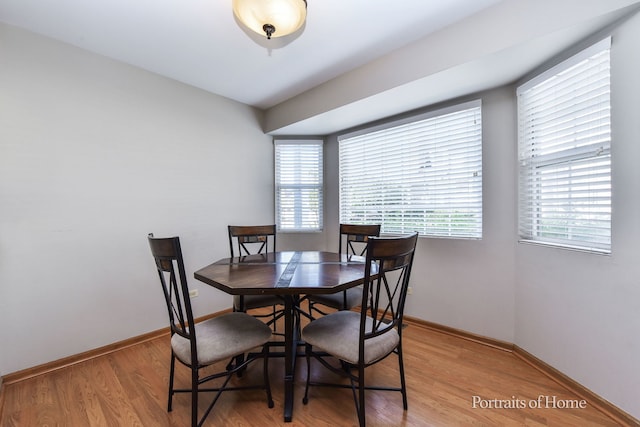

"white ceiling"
[1, 0, 639, 135]
[0, 0, 501, 107]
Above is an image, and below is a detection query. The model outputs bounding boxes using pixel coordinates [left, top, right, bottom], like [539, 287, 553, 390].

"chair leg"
[358, 364, 366, 427]
[271, 305, 277, 333]
[191, 366, 199, 427]
[168, 354, 176, 412]
[308, 301, 314, 320]
[397, 345, 408, 410]
[263, 345, 274, 408]
[302, 343, 312, 404]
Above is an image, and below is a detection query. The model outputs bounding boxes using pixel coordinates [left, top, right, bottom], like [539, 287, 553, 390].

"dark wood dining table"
[193, 250, 370, 422]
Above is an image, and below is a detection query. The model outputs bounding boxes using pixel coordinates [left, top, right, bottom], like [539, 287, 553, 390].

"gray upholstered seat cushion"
[233, 294, 283, 310]
[171, 312, 272, 366]
[302, 310, 399, 365]
[310, 287, 362, 310]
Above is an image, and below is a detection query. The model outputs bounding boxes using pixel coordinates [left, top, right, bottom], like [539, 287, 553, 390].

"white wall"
[514, 12, 640, 418]
[0, 24, 273, 375]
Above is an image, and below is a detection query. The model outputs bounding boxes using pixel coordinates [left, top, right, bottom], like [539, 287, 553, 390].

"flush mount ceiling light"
[233, 0, 307, 40]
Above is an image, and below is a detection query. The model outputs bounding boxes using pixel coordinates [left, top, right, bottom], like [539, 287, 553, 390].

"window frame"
[517, 37, 612, 254]
[338, 100, 483, 239]
[274, 138, 324, 233]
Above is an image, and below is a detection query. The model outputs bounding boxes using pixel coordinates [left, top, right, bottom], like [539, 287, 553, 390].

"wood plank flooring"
[0, 317, 628, 426]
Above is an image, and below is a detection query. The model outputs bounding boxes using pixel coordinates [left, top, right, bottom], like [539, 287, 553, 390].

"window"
[274, 139, 323, 232]
[517, 38, 611, 253]
[339, 100, 482, 238]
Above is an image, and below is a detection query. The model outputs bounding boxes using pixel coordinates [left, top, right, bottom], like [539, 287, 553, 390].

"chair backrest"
[148, 234, 197, 362]
[228, 225, 276, 258]
[339, 223, 381, 256]
[360, 232, 418, 345]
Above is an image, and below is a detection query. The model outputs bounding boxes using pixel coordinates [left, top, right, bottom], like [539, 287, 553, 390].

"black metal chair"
[301, 232, 418, 427]
[148, 234, 274, 427]
[228, 225, 286, 333]
[307, 224, 381, 318]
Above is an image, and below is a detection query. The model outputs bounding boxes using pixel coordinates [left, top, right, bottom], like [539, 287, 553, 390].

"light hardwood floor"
[0, 317, 630, 426]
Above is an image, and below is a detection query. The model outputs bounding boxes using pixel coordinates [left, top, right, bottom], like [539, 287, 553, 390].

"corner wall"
[0, 24, 273, 375]
[514, 12, 640, 419]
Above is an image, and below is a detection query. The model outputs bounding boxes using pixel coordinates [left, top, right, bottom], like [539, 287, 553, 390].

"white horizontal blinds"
[339, 100, 482, 238]
[274, 139, 323, 232]
[517, 38, 611, 253]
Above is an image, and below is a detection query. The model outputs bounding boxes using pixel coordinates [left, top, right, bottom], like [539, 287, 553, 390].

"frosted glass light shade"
[233, 0, 307, 39]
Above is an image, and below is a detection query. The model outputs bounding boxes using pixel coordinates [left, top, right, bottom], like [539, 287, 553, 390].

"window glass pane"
[517, 38, 611, 253]
[339, 100, 482, 238]
[275, 140, 323, 232]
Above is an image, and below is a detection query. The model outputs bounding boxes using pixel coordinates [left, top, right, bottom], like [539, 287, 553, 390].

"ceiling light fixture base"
[263, 24, 276, 40]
